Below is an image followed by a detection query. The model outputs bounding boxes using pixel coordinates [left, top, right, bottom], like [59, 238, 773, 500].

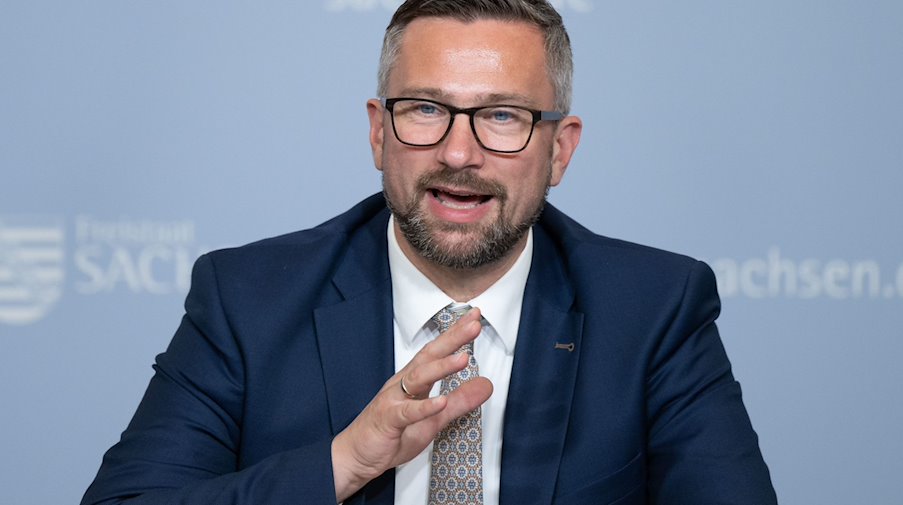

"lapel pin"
[554, 342, 575, 352]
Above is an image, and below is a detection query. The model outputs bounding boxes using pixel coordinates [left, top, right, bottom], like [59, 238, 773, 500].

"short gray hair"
[377, 0, 574, 114]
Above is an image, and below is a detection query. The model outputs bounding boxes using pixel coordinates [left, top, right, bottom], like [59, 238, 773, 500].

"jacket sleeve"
[645, 261, 777, 504]
[80, 254, 339, 505]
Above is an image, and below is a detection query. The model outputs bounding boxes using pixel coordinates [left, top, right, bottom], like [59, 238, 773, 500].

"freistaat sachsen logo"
[0, 216, 65, 325]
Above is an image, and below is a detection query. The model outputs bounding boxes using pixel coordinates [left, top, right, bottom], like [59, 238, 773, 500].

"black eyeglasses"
[381, 97, 564, 154]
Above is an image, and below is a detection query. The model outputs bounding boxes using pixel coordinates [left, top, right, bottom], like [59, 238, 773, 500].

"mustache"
[416, 167, 507, 200]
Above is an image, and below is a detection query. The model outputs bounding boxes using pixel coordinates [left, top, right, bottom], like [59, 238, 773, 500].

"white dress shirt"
[387, 216, 533, 505]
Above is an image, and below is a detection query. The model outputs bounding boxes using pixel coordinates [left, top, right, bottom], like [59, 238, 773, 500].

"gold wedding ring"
[400, 376, 419, 399]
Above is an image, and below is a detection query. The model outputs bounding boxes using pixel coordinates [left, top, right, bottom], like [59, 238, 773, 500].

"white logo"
[73, 215, 199, 295]
[0, 217, 65, 325]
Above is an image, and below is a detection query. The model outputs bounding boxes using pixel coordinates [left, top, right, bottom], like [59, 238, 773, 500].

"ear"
[367, 99, 385, 171]
[549, 115, 582, 187]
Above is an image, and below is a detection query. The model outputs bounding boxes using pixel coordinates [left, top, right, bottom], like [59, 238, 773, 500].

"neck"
[393, 224, 527, 302]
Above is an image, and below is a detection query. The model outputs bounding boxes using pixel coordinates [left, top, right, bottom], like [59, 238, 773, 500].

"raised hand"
[330, 308, 493, 502]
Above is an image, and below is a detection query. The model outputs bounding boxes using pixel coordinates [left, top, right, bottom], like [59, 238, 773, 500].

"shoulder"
[539, 203, 705, 273]
[191, 194, 389, 297]
[207, 194, 387, 266]
[537, 203, 716, 305]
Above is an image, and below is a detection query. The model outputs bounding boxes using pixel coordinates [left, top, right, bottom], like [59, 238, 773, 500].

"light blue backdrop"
[2, 1, 901, 504]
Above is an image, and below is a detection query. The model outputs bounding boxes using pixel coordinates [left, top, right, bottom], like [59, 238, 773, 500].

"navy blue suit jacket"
[82, 194, 776, 504]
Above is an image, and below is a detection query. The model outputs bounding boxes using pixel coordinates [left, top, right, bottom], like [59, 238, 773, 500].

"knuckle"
[397, 401, 417, 424]
[421, 339, 440, 355]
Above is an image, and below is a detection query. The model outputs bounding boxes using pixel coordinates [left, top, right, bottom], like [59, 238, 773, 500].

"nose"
[435, 113, 485, 169]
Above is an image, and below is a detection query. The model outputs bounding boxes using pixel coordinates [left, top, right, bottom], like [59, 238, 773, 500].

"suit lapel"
[500, 226, 585, 505]
[313, 208, 397, 505]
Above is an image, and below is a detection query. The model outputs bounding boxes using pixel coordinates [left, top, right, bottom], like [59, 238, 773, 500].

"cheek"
[381, 166, 405, 195]
[508, 158, 552, 199]
[381, 161, 421, 202]
[383, 146, 433, 186]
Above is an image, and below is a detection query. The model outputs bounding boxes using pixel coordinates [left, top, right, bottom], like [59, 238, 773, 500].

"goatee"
[384, 167, 548, 270]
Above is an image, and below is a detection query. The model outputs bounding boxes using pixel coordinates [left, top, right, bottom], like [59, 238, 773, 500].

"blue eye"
[418, 104, 439, 115]
[491, 110, 513, 122]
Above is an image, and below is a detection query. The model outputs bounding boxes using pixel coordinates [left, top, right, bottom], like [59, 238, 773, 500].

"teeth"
[439, 199, 481, 209]
[435, 190, 483, 209]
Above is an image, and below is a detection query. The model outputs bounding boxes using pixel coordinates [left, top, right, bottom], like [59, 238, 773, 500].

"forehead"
[389, 17, 553, 107]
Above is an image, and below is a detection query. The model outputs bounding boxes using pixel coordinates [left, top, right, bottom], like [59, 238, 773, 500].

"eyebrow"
[396, 87, 540, 108]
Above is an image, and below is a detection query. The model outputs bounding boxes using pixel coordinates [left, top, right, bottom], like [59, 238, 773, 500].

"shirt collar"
[387, 215, 532, 355]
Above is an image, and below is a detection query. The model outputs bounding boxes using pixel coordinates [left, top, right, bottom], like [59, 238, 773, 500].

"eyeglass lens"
[390, 99, 536, 152]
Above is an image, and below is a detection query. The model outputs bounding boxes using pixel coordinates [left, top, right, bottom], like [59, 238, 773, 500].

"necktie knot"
[431, 302, 472, 333]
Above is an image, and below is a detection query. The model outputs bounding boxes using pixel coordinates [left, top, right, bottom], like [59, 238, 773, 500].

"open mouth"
[430, 188, 493, 209]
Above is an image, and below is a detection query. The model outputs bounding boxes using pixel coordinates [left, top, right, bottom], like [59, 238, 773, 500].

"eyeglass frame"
[380, 97, 565, 154]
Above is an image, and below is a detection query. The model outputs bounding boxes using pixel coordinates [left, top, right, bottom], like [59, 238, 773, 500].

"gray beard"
[383, 168, 548, 270]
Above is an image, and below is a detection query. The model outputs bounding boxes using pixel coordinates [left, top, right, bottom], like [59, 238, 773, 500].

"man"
[82, 1, 777, 504]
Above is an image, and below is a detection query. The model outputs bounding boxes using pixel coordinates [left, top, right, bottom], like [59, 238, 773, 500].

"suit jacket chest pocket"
[552, 451, 645, 505]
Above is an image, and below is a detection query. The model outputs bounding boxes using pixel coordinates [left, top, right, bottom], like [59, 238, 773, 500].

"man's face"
[368, 17, 581, 270]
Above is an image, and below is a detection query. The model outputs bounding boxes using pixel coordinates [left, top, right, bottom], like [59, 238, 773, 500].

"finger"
[414, 308, 483, 363]
[389, 308, 482, 399]
[398, 352, 469, 399]
[394, 309, 480, 395]
[390, 391, 448, 428]
[406, 377, 493, 438]
[441, 376, 493, 418]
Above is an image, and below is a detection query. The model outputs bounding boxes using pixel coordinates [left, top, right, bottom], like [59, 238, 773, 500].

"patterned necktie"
[429, 302, 483, 505]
